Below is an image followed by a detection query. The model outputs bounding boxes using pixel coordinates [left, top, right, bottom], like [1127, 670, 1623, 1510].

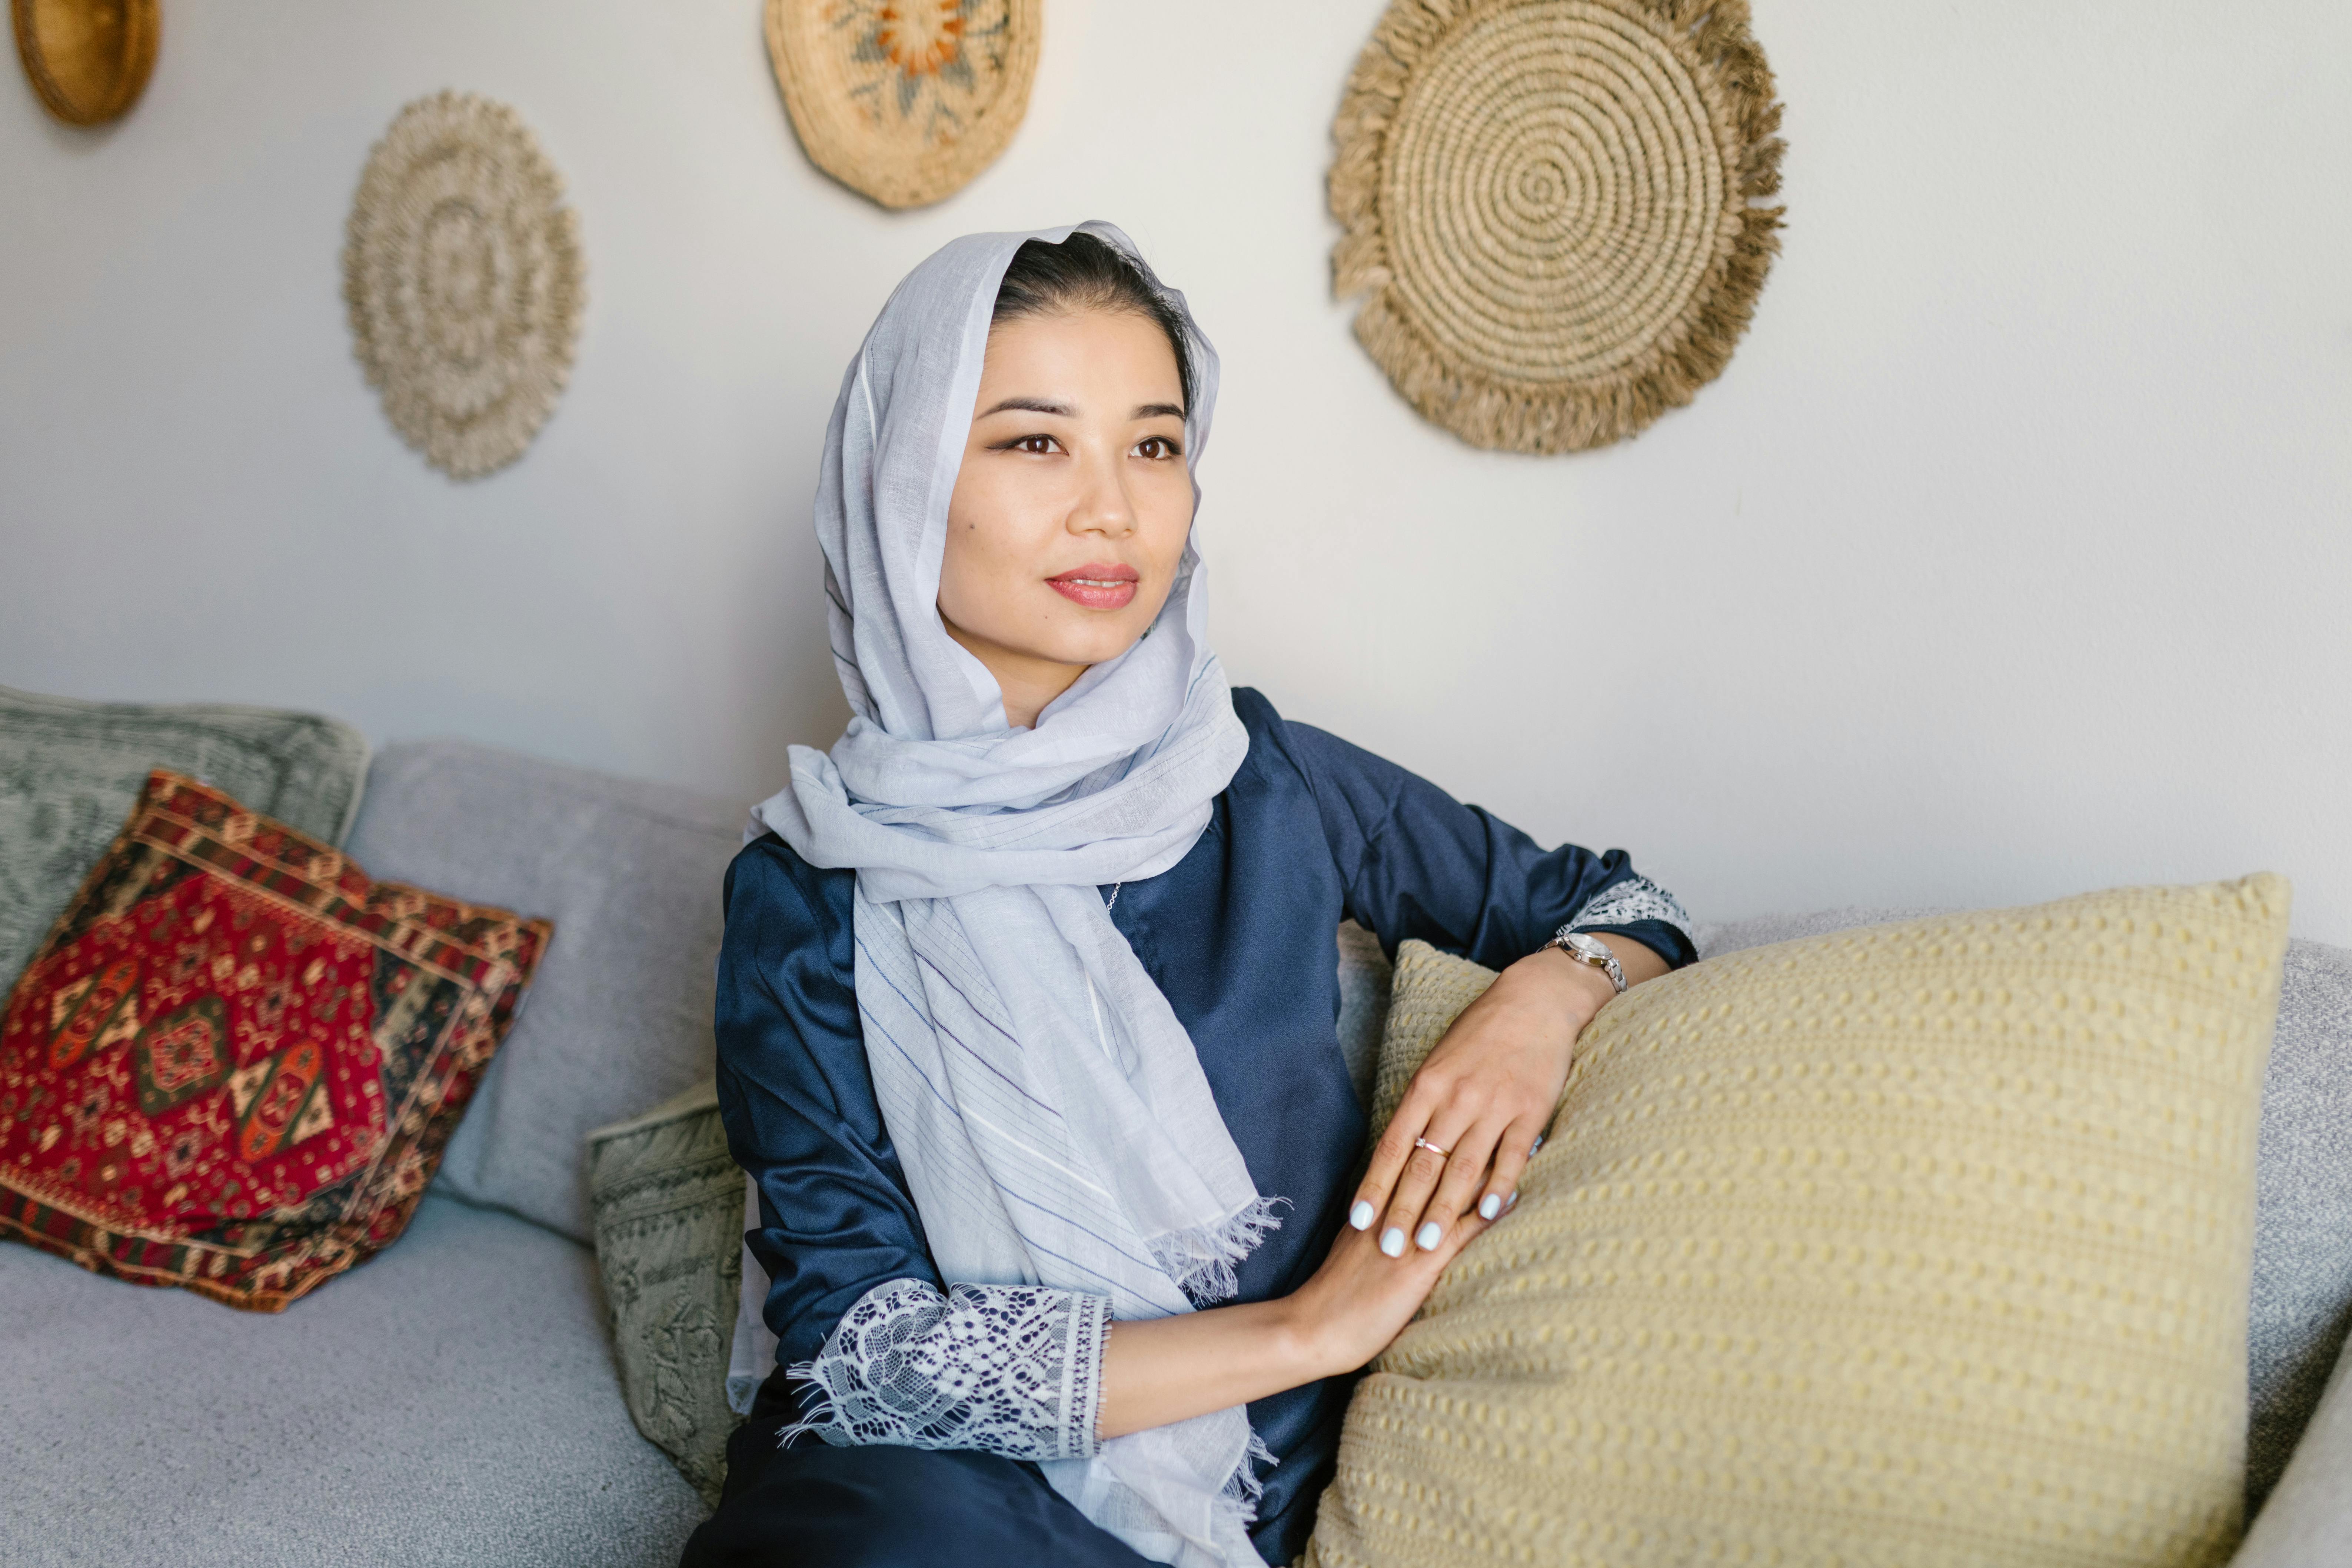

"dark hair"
[991, 231, 1195, 417]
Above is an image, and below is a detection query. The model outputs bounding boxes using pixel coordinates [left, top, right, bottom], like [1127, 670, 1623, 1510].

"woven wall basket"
[11, 0, 159, 126]
[343, 91, 585, 481]
[1331, 0, 1785, 454]
[765, 0, 1040, 211]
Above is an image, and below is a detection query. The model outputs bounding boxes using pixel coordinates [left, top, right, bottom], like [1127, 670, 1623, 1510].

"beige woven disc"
[343, 91, 585, 481]
[1331, 0, 1784, 453]
[765, 0, 1040, 211]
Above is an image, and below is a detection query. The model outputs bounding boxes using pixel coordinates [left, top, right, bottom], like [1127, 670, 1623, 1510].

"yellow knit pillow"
[1308, 877, 2291, 1568]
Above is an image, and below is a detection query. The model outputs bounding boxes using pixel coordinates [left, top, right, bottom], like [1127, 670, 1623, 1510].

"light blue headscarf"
[749, 222, 1271, 1568]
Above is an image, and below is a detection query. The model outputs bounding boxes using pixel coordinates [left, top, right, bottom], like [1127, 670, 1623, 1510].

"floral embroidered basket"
[765, 0, 1041, 210]
[0, 770, 550, 1310]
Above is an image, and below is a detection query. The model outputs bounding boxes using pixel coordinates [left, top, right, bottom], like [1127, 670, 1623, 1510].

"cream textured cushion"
[1308, 877, 2292, 1568]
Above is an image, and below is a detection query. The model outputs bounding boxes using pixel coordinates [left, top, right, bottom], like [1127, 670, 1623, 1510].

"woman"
[688, 223, 1693, 1568]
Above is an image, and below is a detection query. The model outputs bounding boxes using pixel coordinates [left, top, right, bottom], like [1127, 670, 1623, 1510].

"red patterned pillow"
[0, 769, 550, 1309]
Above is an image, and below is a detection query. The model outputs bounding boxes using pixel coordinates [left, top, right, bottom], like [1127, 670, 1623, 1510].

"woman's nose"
[1069, 449, 1137, 537]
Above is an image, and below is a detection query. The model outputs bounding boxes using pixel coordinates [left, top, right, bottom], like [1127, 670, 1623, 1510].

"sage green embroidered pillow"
[0, 683, 369, 989]
[586, 1079, 747, 1506]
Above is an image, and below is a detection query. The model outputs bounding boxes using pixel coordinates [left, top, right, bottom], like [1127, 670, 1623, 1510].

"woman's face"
[938, 306, 1192, 726]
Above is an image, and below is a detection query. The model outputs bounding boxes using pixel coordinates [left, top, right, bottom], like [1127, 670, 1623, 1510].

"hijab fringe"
[1154, 1195, 1288, 1307]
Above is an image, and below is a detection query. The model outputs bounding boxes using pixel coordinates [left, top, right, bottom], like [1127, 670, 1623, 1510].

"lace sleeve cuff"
[1566, 874, 1693, 948]
[784, 1277, 1111, 1463]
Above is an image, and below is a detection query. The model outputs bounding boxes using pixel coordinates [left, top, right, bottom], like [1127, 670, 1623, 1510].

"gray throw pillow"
[0, 683, 369, 989]
[343, 739, 746, 1241]
[586, 1080, 746, 1507]
[1334, 921, 1391, 1109]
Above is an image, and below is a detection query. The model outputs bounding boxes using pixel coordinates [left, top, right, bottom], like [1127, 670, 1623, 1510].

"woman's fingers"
[1413, 1129, 1505, 1249]
[1473, 1122, 1542, 1221]
[1347, 1084, 1438, 1236]
[1377, 1104, 1486, 1258]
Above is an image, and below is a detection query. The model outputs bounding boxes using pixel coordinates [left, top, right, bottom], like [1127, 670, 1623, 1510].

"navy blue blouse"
[713, 688, 1693, 1563]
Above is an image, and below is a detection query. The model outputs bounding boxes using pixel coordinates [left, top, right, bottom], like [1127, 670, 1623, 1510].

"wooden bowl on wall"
[12, 0, 158, 125]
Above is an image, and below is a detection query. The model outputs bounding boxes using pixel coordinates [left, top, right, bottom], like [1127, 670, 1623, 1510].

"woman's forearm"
[1590, 931, 1670, 987]
[1095, 1296, 1334, 1440]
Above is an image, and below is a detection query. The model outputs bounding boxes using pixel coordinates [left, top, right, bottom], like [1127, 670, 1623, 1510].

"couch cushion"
[2246, 938, 2352, 1507]
[0, 1191, 706, 1567]
[344, 740, 748, 1241]
[0, 683, 369, 991]
[1316, 881, 2292, 1568]
[2233, 1331, 2352, 1565]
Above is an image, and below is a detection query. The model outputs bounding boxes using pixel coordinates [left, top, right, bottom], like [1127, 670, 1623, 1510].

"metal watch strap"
[1547, 928, 1627, 993]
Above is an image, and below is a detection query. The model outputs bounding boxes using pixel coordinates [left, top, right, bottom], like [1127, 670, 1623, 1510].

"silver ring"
[1413, 1136, 1451, 1158]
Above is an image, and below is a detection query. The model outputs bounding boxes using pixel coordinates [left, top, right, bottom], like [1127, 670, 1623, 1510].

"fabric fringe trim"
[1328, 0, 1787, 454]
[1151, 1195, 1288, 1308]
[1225, 1425, 1278, 1518]
[775, 1359, 840, 1449]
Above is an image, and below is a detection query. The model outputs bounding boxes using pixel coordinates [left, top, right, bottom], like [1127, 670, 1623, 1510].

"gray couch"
[3, 738, 2348, 1565]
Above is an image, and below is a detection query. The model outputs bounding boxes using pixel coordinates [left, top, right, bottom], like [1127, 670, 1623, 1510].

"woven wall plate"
[765, 0, 1040, 211]
[11, 0, 158, 125]
[343, 91, 585, 481]
[1330, 0, 1785, 454]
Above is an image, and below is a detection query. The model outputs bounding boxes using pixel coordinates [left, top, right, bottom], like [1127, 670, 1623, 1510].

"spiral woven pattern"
[1331, 0, 1783, 453]
[343, 92, 585, 480]
[766, 0, 1040, 211]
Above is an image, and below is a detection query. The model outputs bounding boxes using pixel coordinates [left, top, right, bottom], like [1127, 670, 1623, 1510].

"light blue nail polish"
[1379, 1227, 1406, 1258]
[1415, 1221, 1443, 1251]
[1349, 1200, 1375, 1231]
[1478, 1194, 1501, 1220]
[1505, 1190, 1519, 1212]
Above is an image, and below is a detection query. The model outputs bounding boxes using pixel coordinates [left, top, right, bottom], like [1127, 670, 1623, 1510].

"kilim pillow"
[1308, 877, 2291, 1568]
[0, 769, 550, 1310]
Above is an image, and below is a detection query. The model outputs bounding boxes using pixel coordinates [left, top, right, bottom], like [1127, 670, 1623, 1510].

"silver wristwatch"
[1545, 928, 1626, 993]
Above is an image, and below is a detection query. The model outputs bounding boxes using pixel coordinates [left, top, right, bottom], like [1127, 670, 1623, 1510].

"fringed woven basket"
[1330, 0, 1785, 453]
[765, 0, 1041, 211]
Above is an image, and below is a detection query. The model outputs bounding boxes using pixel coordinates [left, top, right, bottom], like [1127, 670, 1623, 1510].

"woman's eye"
[1135, 436, 1181, 460]
[1011, 435, 1058, 455]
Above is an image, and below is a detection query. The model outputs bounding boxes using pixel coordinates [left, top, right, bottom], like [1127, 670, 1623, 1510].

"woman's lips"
[1046, 563, 1140, 610]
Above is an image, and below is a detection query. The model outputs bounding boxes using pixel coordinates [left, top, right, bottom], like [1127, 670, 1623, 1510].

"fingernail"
[1349, 1200, 1375, 1231]
[1478, 1194, 1501, 1220]
[1379, 1227, 1406, 1258]
[1504, 1190, 1519, 1213]
[1415, 1221, 1443, 1251]
[1530, 1136, 1545, 1153]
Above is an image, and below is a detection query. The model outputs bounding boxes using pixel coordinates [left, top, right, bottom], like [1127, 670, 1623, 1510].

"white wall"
[4, 2, 2348, 941]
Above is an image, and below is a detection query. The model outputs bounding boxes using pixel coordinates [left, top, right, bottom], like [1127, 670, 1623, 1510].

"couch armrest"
[2234, 1328, 2352, 1565]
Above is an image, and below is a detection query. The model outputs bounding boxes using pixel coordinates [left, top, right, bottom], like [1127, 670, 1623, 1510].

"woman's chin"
[1041, 631, 1147, 670]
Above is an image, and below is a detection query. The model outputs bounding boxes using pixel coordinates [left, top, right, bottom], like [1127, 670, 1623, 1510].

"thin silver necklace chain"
[1104, 882, 1123, 913]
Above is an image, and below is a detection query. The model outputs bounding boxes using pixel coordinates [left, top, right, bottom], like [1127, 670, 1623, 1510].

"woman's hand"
[1349, 942, 1644, 1261]
[1283, 1186, 1497, 1374]
[1097, 1197, 1494, 1437]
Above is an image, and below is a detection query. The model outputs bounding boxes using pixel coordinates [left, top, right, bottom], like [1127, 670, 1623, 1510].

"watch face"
[1562, 932, 1609, 962]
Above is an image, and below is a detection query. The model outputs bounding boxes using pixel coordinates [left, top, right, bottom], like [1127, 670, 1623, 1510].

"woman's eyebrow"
[978, 396, 1072, 418]
[1132, 402, 1186, 420]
